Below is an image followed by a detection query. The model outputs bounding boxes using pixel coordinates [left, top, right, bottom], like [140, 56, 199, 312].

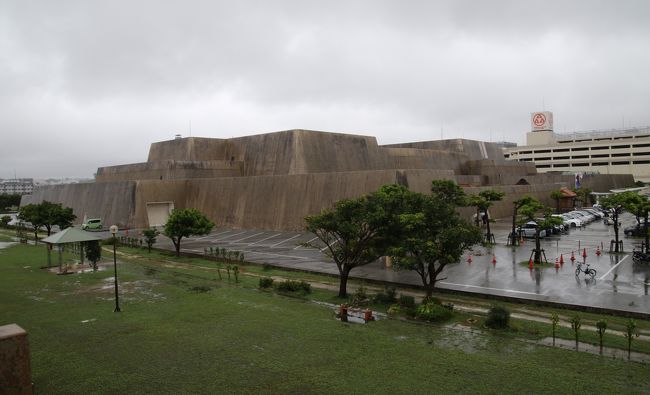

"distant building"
[503, 111, 650, 183]
[0, 178, 34, 195]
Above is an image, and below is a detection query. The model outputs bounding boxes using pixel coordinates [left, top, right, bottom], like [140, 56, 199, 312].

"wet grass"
[2, 243, 650, 394]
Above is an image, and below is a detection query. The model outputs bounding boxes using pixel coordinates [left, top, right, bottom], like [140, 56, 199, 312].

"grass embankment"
[1, 242, 650, 394]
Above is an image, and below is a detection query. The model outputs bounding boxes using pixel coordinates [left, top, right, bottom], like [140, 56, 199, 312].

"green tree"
[40, 201, 76, 235]
[626, 197, 650, 253]
[624, 319, 640, 360]
[305, 185, 405, 298]
[163, 208, 214, 256]
[0, 194, 21, 211]
[85, 240, 102, 271]
[550, 312, 560, 347]
[570, 315, 581, 351]
[573, 187, 593, 207]
[509, 196, 535, 246]
[142, 227, 160, 253]
[0, 215, 10, 228]
[596, 319, 607, 355]
[18, 203, 44, 244]
[389, 180, 482, 297]
[469, 189, 504, 244]
[518, 198, 563, 263]
[601, 191, 639, 252]
[550, 190, 564, 214]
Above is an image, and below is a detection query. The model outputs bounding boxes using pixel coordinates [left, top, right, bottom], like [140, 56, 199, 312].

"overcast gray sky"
[2, 0, 649, 179]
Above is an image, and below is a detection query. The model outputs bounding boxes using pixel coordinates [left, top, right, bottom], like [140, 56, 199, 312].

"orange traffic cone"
[467, 255, 473, 264]
[492, 254, 497, 265]
[560, 254, 564, 265]
[555, 258, 560, 272]
[529, 258, 534, 270]
[582, 248, 587, 258]
[570, 251, 575, 262]
[596, 246, 601, 256]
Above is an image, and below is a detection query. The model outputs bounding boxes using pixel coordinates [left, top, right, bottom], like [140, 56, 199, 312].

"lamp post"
[110, 225, 121, 312]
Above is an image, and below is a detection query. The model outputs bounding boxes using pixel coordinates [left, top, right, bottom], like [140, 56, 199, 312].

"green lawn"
[1, 243, 650, 394]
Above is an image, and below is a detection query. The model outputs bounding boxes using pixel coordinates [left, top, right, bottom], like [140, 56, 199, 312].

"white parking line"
[214, 231, 247, 241]
[248, 233, 282, 246]
[320, 239, 338, 252]
[294, 236, 319, 250]
[270, 234, 301, 248]
[598, 254, 629, 280]
[229, 232, 265, 243]
[439, 281, 546, 296]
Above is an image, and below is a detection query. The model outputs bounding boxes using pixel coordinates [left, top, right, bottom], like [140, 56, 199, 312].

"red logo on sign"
[533, 113, 546, 127]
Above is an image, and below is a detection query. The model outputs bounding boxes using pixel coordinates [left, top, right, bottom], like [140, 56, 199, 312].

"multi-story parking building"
[503, 112, 650, 183]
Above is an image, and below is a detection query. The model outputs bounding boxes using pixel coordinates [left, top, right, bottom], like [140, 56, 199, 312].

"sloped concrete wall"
[21, 181, 136, 227]
[96, 160, 242, 182]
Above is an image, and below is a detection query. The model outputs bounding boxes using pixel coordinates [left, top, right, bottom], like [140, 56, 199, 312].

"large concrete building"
[23, 129, 634, 230]
[504, 112, 650, 183]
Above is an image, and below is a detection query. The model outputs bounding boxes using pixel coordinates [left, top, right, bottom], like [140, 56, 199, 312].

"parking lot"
[149, 213, 650, 316]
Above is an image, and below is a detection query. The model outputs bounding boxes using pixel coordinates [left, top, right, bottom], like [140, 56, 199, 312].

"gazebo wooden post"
[46, 243, 51, 268]
[58, 245, 62, 273]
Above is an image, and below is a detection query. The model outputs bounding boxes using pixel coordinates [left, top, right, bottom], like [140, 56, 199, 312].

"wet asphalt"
[133, 213, 650, 316]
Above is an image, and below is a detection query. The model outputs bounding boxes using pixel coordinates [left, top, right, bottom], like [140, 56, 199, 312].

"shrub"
[415, 302, 453, 322]
[398, 294, 415, 308]
[387, 304, 401, 315]
[373, 287, 397, 304]
[259, 277, 274, 289]
[275, 280, 311, 295]
[421, 296, 442, 305]
[349, 286, 369, 307]
[485, 305, 510, 329]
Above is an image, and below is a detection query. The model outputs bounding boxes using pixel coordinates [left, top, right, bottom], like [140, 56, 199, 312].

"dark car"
[624, 222, 647, 237]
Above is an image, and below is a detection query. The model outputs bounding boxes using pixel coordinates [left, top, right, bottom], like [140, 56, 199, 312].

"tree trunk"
[643, 211, 650, 254]
[613, 211, 620, 253]
[534, 230, 542, 263]
[512, 206, 519, 245]
[555, 199, 560, 214]
[338, 267, 351, 298]
[173, 237, 182, 257]
[485, 209, 492, 243]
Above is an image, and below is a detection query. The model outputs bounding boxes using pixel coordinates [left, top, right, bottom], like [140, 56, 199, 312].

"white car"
[554, 214, 580, 228]
[582, 208, 604, 219]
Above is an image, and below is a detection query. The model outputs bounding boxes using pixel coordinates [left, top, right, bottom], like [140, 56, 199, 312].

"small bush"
[373, 287, 397, 304]
[421, 296, 442, 305]
[259, 277, 274, 289]
[398, 294, 415, 308]
[275, 280, 311, 295]
[387, 304, 401, 315]
[485, 305, 511, 329]
[415, 302, 453, 322]
[349, 286, 369, 307]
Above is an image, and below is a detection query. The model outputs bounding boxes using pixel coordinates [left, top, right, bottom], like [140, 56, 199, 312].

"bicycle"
[575, 262, 596, 278]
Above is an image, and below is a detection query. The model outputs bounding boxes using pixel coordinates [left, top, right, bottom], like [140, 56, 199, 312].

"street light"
[110, 225, 121, 312]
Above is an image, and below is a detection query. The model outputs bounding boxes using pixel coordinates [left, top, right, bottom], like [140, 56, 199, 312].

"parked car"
[582, 208, 604, 219]
[559, 214, 582, 228]
[552, 214, 568, 232]
[82, 218, 103, 231]
[624, 221, 647, 237]
[517, 221, 546, 238]
[571, 211, 595, 223]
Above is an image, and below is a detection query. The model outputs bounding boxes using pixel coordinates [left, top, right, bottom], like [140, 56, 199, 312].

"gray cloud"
[1, 0, 649, 178]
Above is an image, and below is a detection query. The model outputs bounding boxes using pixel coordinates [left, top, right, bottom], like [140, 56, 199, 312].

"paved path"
[147, 213, 650, 316]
